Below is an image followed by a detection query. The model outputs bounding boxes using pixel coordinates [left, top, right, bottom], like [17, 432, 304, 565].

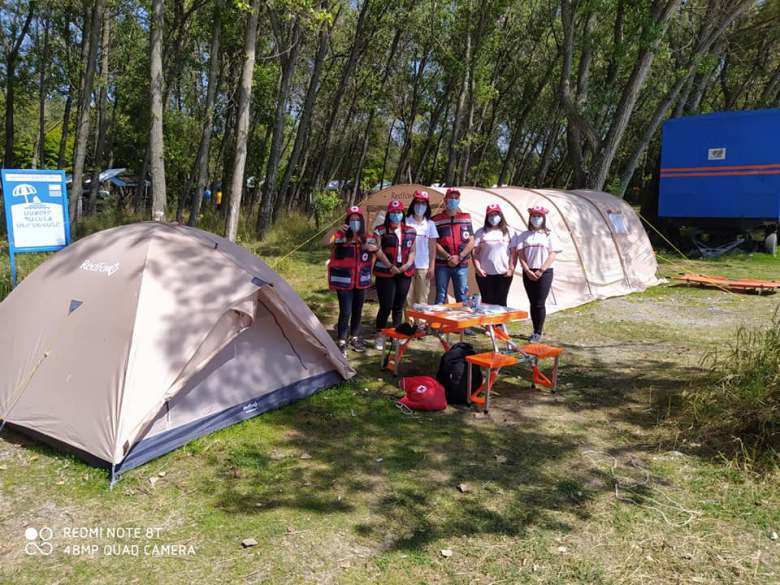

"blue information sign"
[1, 169, 71, 287]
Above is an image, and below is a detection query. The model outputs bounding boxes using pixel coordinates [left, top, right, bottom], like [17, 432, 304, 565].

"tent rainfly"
[357, 184, 661, 312]
[0, 223, 354, 482]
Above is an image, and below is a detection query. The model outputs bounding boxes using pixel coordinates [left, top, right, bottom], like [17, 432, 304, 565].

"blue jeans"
[435, 265, 469, 304]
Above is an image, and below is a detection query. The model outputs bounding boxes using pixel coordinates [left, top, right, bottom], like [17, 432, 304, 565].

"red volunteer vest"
[327, 230, 373, 290]
[374, 224, 416, 278]
[432, 211, 473, 267]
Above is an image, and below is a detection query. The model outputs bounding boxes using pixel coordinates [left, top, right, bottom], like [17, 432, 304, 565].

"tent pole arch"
[563, 190, 632, 289]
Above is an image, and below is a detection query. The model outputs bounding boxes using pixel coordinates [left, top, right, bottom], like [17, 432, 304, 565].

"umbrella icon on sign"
[12, 184, 38, 204]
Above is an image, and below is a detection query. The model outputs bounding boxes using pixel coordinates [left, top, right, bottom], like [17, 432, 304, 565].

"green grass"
[1, 214, 779, 584]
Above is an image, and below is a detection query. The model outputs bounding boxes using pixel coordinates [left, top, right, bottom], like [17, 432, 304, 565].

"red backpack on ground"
[398, 376, 447, 411]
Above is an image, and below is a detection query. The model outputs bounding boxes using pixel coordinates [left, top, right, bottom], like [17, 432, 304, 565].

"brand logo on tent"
[80, 259, 120, 276]
[242, 401, 258, 414]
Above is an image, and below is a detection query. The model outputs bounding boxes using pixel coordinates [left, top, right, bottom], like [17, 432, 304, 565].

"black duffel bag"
[436, 342, 482, 405]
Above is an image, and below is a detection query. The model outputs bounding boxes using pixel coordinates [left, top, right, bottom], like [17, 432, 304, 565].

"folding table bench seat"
[465, 352, 519, 413]
[381, 328, 428, 376]
[520, 343, 564, 392]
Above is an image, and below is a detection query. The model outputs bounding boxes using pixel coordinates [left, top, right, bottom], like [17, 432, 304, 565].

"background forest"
[1, 0, 779, 240]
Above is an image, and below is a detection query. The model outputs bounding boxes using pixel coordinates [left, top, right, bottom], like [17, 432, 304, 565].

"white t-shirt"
[474, 227, 518, 275]
[408, 217, 438, 270]
[517, 229, 562, 270]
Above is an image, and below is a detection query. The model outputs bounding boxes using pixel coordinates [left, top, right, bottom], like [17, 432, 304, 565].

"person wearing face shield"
[432, 188, 476, 309]
[516, 206, 562, 343]
[404, 190, 439, 318]
[472, 203, 518, 308]
[327, 206, 375, 356]
[372, 199, 417, 350]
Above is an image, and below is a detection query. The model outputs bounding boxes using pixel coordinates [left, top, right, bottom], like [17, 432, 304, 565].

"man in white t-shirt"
[405, 190, 438, 315]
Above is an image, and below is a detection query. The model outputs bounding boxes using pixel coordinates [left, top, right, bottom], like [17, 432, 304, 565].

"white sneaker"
[374, 333, 385, 351]
[337, 339, 347, 357]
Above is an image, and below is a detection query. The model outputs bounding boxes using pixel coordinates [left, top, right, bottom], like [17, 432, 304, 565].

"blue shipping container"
[658, 109, 780, 222]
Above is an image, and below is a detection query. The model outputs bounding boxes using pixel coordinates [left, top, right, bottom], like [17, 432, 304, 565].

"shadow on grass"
[205, 380, 595, 550]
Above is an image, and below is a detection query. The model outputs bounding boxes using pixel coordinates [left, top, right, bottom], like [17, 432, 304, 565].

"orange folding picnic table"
[406, 303, 529, 354]
[381, 303, 528, 376]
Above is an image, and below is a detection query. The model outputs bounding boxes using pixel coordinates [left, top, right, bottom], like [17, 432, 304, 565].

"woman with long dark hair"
[326, 206, 374, 355]
[516, 206, 561, 343]
[472, 203, 517, 307]
[372, 199, 416, 350]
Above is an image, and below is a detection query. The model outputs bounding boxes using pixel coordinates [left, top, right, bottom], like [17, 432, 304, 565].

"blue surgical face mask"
[349, 219, 362, 233]
[446, 198, 460, 211]
[488, 214, 501, 226]
[413, 203, 427, 217]
[530, 216, 544, 228]
[388, 212, 404, 224]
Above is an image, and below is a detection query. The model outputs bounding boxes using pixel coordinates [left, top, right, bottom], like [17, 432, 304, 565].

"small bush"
[313, 190, 342, 222]
[682, 306, 780, 470]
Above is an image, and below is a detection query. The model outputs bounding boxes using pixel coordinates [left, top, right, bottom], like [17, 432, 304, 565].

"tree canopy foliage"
[1, 0, 778, 238]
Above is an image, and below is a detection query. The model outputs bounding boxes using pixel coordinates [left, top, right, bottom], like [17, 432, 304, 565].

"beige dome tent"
[0, 223, 353, 482]
[355, 184, 660, 312]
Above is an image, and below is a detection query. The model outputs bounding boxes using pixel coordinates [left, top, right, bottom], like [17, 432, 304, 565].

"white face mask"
[413, 203, 427, 217]
[530, 216, 544, 228]
[488, 214, 501, 226]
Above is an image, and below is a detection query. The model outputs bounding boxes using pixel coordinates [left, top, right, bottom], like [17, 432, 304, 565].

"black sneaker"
[463, 327, 478, 336]
[350, 336, 367, 353]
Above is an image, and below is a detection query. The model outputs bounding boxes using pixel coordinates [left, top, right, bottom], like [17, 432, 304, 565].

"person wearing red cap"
[516, 206, 562, 343]
[327, 206, 374, 355]
[432, 188, 475, 307]
[472, 203, 518, 308]
[372, 199, 417, 350]
[404, 190, 439, 317]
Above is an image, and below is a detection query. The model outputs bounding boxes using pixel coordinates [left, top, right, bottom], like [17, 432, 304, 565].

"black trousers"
[336, 288, 366, 340]
[522, 268, 553, 334]
[475, 273, 513, 306]
[375, 274, 412, 331]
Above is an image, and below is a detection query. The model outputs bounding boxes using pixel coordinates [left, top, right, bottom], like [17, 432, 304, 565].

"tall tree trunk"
[3, 3, 35, 168]
[69, 0, 105, 231]
[458, 57, 476, 185]
[351, 27, 401, 202]
[256, 16, 301, 239]
[588, 0, 682, 191]
[278, 3, 331, 210]
[149, 0, 167, 222]
[617, 0, 751, 196]
[310, 0, 371, 192]
[496, 61, 554, 186]
[57, 91, 73, 168]
[536, 119, 563, 185]
[189, 0, 223, 226]
[394, 49, 429, 184]
[225, 0, 260, 242]
[34, 17, 51, 168]
[760, 62, 780, 106]
[412, 90, 448, 182]
[89, 12, 111, 214]
[379, 119, 396, 187]
[445, 15, 471, 186]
